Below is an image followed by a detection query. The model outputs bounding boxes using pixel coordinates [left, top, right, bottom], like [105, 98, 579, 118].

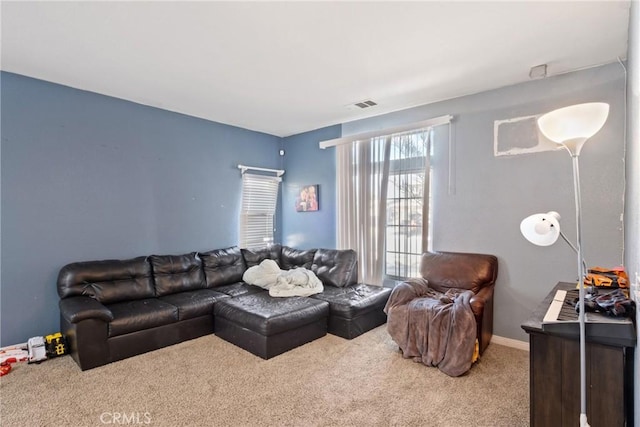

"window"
[239, 173, 281, 249]
[333, 116, 449, 285]
[385, 130, 431, 279]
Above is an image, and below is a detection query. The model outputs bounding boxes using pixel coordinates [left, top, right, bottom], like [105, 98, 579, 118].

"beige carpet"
[0, 326, 529, 427]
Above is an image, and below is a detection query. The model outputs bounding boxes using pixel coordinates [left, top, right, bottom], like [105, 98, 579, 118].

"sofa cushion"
[214, 282, 266, 298]
[150, 253, 206, 297]
[159, 289, 230, 321]
[281, 246, 316, 270]
[57, 257, 155, 304]
[241, 244, 281, 268]
[310, 284, 391, 318]
[107, 299, 178, 337]
[311, 249, 358, 288]
[200, 246, 246, 288]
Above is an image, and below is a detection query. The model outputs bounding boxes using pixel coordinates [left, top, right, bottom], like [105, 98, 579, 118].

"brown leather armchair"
[417, 251, 498, 354]
[385, 251, 498, 366]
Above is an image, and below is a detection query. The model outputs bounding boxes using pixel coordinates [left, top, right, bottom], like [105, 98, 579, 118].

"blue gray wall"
[341, 63, 626, 342]
[0, 72, 281, 346]
[280, 126, 340, 250]
[0, 61, 631, 348]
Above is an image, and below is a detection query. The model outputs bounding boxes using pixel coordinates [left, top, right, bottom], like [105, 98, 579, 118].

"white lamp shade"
[537, 102, 609, 144]
[520, 211, 561, 246]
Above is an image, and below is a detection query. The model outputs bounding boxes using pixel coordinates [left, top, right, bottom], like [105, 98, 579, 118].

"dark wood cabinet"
[522, 282, 635, 427]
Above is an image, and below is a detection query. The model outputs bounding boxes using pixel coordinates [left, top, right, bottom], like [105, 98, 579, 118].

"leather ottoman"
[213, 292, 329, 359]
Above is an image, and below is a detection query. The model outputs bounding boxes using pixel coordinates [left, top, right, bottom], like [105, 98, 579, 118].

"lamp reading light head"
[520, 211, 561, 247]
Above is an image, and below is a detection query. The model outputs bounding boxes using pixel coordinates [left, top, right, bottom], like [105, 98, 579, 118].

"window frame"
[238, 173, 281, 249]
[384, 130, 432, 280]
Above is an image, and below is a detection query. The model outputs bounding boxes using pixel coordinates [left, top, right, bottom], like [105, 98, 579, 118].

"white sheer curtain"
[337, 136, 391, 286]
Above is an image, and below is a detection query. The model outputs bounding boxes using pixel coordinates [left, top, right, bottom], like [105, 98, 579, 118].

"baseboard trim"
[491, 335, 529, 351]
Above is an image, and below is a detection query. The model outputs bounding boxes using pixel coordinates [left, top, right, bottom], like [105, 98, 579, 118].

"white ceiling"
[0, 1, 631, 137]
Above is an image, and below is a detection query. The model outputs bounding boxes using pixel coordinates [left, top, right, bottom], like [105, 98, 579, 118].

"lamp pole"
[562, 139, 589, 427]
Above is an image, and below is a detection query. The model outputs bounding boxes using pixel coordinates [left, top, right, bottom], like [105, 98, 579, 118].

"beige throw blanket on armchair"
[384, 278, 477, 377]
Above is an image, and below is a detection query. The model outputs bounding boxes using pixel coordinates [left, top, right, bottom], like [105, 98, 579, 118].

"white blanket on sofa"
[242, 259, 324, 297]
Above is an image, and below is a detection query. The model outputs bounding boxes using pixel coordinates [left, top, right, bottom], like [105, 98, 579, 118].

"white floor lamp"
[519, 102, 610, 427]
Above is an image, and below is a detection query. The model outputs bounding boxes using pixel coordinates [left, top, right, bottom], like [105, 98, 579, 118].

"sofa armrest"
[59, 296, 114, 323]
[469, 285, 494, 318]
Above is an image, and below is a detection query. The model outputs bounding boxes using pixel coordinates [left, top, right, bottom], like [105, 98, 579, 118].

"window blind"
[239, 173, 281, 249]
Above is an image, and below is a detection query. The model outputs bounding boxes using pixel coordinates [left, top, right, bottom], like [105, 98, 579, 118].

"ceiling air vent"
[354, 100, 378, 109]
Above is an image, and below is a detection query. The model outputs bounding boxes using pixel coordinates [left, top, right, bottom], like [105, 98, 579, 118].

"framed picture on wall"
[295, 184, 319, 212]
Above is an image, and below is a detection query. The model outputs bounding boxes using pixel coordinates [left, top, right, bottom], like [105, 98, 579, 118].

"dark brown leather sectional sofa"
[57, 244, 391, 370]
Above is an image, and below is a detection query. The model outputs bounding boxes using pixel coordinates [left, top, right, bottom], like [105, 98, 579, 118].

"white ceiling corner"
[0, 1, 631, 137]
